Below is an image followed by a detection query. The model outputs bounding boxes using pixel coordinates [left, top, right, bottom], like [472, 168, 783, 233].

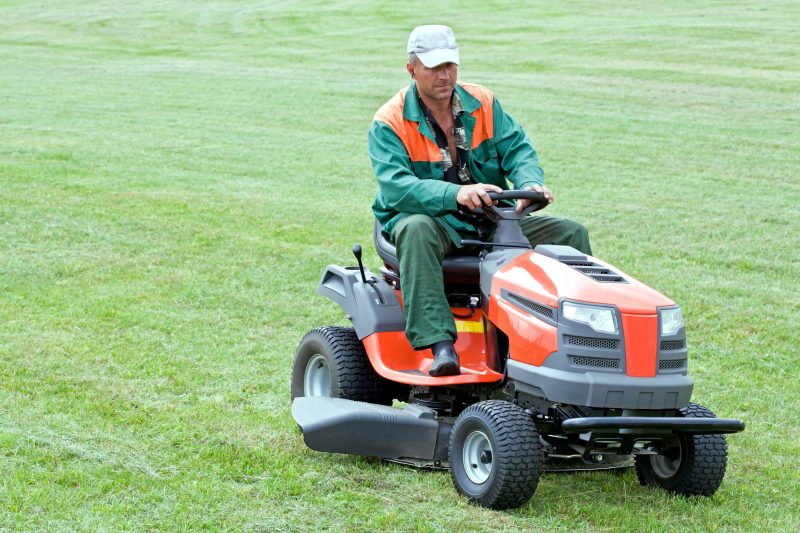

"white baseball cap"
[406, 25, 460, 68]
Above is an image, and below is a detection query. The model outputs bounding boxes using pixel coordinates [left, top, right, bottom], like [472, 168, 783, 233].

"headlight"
[660, 307, 684, 336]
[562, 302, 618, 334]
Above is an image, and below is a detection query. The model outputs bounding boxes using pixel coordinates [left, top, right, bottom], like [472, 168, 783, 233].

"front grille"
[564, 335, 619, 350]
[659, 359, 687, 370]
[505, 292, 555, 320]
[660, 340, 686, 351]
[571, 356, 620, 369]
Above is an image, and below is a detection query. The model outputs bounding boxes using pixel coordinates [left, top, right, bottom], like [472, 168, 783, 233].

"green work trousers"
[392, 214, 592, 349]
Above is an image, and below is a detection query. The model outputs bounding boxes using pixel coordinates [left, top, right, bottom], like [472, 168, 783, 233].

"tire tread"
[635, 402, 728, 497]
[294, 326, 393, 405]
[450, 400, 542, 509]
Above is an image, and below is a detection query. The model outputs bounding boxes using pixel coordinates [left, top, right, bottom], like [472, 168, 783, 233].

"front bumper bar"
[562, 416, 745, 435]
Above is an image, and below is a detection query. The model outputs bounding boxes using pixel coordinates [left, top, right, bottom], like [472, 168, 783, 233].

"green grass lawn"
[1, 0, 798, 530]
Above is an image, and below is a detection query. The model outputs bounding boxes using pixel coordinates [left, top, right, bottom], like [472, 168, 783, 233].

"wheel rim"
[303, 354, 330, 397]
[462, 430, 494, 484]
[649, 445, 682, 479]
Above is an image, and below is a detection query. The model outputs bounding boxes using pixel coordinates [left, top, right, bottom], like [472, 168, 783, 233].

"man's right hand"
[456, 183, 503, 211]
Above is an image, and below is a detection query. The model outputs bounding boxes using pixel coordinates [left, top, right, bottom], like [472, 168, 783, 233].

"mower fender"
[317, 265, 405, 340]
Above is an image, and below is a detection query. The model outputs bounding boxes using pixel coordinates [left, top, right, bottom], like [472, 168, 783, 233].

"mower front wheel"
[635, 402, 728, 496]
[291, 326, 393, 405]
[449, 400, 542, 509]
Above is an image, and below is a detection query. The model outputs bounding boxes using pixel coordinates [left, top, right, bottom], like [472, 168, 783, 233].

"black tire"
[291, 326, 393, 405]
[449, 400, 542, 509]
[635, 402, 728, 497]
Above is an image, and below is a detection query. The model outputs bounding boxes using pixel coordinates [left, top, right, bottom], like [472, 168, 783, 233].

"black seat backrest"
[374, 220, 481, 285]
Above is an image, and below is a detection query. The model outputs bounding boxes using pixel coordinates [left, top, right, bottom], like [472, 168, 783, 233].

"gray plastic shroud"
[317, 265, 406, 339]
[552, 300, 627, 374]
[508, 358, 694, 410]
[479, 248, 527, 303]
[291, 397, 449, 461]
[656, 308, 688, 374]
[533, 244, 590, 262]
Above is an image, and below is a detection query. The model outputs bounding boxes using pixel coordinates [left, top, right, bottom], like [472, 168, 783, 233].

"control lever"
[352, 244, 368, 284]
[352, 244, 386, 305]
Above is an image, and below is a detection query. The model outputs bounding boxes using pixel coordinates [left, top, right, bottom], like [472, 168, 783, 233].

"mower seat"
[374, 220, 481, 286]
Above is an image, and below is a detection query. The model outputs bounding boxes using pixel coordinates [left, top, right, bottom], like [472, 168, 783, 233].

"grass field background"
[1, 0, 798, 530]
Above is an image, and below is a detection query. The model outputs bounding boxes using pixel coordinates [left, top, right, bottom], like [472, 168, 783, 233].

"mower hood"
[492, 249, 675, 315]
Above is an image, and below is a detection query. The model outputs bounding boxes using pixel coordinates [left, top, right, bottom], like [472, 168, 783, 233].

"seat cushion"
[374, 220, 481, 282]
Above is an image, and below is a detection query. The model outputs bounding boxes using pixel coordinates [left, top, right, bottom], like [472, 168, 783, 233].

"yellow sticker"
[455, 320, 484, 333]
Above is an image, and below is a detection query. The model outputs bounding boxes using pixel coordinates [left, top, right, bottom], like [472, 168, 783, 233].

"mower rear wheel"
[635, 402, 728, 496]
[291, 326, 393, 405]
[449, 400, 542, 509]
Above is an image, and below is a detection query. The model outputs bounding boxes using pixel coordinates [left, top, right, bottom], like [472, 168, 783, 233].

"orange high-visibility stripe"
[373, 83, 496, 162]
[373, 88, 442, 163]
[460, 83, 494, 149]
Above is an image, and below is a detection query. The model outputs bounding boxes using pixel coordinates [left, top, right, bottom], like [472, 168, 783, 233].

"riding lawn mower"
[290, 190, 744, 509]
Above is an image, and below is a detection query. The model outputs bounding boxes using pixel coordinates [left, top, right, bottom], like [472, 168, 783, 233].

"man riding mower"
[290, 189, 744, 509]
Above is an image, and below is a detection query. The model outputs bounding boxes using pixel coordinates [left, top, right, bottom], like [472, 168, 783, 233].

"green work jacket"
[369, 81, 544, 245]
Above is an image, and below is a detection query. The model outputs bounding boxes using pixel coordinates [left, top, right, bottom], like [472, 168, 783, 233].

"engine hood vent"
[563, 261, 626, 283]
[533, 245, 627, 283]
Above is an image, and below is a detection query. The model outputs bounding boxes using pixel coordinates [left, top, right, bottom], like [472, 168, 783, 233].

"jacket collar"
[403, 82, 482, 144]
[403, 82, 481, 121]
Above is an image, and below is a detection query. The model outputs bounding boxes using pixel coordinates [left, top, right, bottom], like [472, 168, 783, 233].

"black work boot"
[428, 340, 460, 376]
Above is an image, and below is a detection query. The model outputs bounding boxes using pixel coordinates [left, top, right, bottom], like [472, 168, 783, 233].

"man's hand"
[516, 184, 554, 213]
[456, 183, 503, 211]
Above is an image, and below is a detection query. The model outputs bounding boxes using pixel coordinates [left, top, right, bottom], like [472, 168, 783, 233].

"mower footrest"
[561, 416, 745, 435]
[291, 397, 446, 462]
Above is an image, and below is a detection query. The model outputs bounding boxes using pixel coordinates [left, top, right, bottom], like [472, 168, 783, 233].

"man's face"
[407, 60, 458, 103]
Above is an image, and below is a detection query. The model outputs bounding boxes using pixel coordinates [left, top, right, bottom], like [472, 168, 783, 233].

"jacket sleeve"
[492, 97, 544, 190]
[369, 120, 460, 216]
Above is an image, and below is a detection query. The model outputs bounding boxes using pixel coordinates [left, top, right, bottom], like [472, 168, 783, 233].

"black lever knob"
[352, 244, 367, 284]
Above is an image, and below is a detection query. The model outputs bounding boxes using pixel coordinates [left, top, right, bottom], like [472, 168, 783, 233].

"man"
[369, 25, 592, 376]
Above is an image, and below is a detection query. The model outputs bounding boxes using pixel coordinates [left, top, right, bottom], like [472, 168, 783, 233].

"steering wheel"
[457, 189, 549, 248]
[472, 189, 549, 222]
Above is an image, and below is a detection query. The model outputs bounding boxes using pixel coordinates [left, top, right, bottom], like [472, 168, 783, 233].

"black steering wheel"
[459, 189, 549, 248]
[472, 189, 549, 221]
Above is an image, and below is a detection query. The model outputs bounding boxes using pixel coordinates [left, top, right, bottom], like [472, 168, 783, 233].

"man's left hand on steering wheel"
[515, 185, 554, 213]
